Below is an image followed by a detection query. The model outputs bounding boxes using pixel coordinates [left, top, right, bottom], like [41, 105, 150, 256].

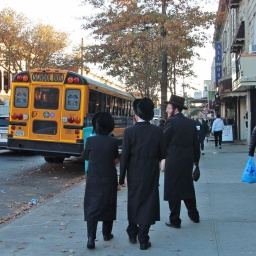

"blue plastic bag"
[242, 157, 256, 183]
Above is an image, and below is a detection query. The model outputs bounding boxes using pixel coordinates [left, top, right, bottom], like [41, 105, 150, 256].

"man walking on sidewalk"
[119, 97, 167, 250]
[195, 112, 209, 155]
[163, 95, 200, 229]
[211, 114, 224, 149]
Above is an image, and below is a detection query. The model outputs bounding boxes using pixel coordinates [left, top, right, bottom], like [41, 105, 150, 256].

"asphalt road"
[0, 150, 85, 225]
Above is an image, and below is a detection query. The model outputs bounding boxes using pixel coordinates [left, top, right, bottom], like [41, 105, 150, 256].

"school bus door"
[29, 85, 63, 141]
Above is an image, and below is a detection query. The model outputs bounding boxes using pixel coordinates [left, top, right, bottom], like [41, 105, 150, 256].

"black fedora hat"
[133, 97, 154, 121]
[92, 112, 115, 134]
[164, 95, 188, 110]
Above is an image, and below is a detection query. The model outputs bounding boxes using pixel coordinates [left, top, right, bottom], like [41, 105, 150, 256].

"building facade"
[214, 0, 256, 143]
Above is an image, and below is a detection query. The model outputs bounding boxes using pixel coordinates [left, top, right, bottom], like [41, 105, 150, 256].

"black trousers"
[168, 198, 199, 226]
[126, 221, 150, 244]
[87, 220, 113, 240]
[199, 135, 206, 151]
[214, 131, 222, 147]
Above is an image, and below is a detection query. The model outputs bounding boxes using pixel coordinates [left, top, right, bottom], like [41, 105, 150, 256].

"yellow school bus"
[8, 68, 135, 163]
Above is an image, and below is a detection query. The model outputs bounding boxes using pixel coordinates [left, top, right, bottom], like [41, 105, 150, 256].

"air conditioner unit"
[249, 44, 256, 53]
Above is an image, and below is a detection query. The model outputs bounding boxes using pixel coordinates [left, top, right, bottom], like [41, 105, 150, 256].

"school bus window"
[116, 98, 122, 116]
[106, 95, 111, 113]
[114, 97, 118, 115]
[95, 92, 102, 113]
[89, 90, 96, 113]
[100, 93, 106, 112]
[127, 101, 130, 116]
[128, 101, 132, 116]
[14, 87, 29, 108]
[123, 99, 127, 116]
[65, 89, 81, 111]
[34, 88, 59, 110]
[110, 96, 115, 115]
[33, 120, 57, 135]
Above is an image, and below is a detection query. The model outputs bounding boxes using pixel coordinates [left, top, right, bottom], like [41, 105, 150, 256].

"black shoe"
[190, 218, 200, 223]
[165, 222, 181, 228]
[87, 238, 95, 249]
[129, 236, 137, 244]
[219, 146, 221, 149]
[103, 234, 114, 241]
[140, 241, 151, 250]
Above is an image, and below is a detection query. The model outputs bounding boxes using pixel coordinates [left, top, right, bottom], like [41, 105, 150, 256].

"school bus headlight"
[75, 129, 80, 135]
[11, 113, 18, 120]
[62, 116, 68, 123]
[67, 77, 73, 83]
[68, 116, 74, 123]
[23, 114, 29, 120]
[23, 76, 29, 82]
[74, 117, 80, 124]
[74, 77, 80, 84]
[17, 75, 23, 82]
[17, 113, 23, 120]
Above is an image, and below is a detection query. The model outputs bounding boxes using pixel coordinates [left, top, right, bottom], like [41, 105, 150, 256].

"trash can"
[83, 126, 94, 175]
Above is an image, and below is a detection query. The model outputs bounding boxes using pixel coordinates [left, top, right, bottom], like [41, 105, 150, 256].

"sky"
[0, 0, 218, 92]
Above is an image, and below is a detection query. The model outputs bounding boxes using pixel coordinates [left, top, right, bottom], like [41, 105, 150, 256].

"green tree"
[81, 0, 215, 103]
[0, 8, 74, 72]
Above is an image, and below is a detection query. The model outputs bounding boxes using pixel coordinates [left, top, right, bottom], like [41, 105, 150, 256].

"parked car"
[0, 115, 9, 149]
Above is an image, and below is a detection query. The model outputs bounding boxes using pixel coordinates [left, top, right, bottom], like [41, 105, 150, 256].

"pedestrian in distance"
[163, 95, 201, 229]
[81, 112, 119, 249]
[119, 97, 167, 250]
[211, 114, 225, 149]
[249, 126, 256, 157]
[195, 112, 209, 155]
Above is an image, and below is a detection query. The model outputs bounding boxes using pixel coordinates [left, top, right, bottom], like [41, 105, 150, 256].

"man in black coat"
[119, 97, 167, 250]
[195, 112, 209, 155]
[163, 95, 200, 229]
[82, 112, 119, 249]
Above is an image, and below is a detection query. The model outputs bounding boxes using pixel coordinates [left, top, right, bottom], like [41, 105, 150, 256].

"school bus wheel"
[44, 157, 64, 163]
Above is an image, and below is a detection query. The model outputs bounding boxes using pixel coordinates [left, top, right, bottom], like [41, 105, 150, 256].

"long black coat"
[249, 126, 256, 157]
[119, 122, 167, 225]
[82, 134, 119, 221]
[163, 113, 200, 201]
[195, 118, 209, 137]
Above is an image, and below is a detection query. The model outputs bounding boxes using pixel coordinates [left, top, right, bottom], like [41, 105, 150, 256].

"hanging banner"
[215, 42, 222, 86]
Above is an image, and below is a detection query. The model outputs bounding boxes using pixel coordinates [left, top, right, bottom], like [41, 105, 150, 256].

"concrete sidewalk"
[1, 140, 256, 256]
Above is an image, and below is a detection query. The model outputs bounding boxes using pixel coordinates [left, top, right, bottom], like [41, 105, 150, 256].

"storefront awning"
[221, 92, 247, 98]
[218, 76, 232, 96]
[230, 0, 240, 9]
[230, 21, 245, 53]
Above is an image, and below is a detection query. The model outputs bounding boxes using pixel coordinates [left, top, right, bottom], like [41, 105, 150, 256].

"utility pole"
[161, 0, 168, 119]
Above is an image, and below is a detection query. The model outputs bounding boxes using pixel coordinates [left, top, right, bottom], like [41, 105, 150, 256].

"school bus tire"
[44, 157, 55, 163]
[44, 157, 65, 163]
[53, 157, 65, 163]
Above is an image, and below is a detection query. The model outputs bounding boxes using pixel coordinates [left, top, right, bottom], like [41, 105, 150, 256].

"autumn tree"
[0, 8, 79, 73]
[80, 0, 215, 104]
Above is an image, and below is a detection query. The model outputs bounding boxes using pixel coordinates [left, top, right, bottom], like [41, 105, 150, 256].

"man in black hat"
[82, 112, 119, 249]
[119, 97, 167, 250]
[163, 95, 200, 228]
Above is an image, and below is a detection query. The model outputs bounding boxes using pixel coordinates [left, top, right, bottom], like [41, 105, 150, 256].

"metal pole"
[161, 0, 168, 119]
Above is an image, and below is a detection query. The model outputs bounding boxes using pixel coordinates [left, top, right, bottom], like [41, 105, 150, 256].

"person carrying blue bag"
[243, 126, 256, 183]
